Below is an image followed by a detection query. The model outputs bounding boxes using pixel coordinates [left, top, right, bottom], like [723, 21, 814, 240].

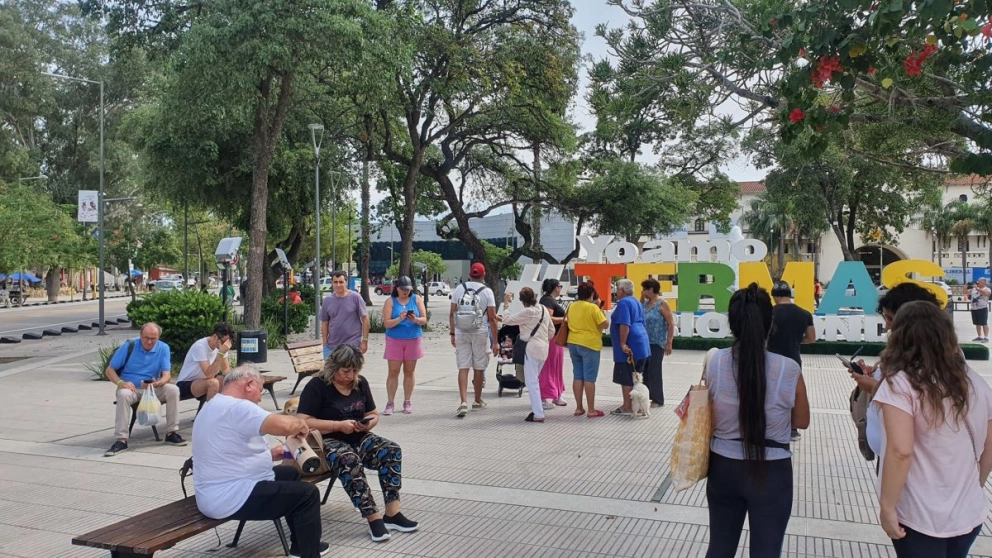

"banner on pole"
[78, 191, 98, 223]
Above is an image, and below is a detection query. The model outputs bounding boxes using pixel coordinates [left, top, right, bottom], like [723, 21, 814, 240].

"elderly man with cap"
[449, 263, 499, 417]
[766, 280, 815, 441]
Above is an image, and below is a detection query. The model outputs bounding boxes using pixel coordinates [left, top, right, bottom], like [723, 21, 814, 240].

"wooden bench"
[72, 471, 339, 557]
[285, 340, 323, 395]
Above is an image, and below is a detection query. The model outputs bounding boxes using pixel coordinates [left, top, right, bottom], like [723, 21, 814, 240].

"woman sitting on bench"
[296, 344, 419, 543]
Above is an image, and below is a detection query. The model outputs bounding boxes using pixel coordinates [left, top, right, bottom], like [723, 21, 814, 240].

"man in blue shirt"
[104, 323, 187, 456]
[610, 279, 650, 416]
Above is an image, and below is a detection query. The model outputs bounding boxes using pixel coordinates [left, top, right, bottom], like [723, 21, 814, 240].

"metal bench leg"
[126, 402, 161, 441]
[321, 477, 337, 506]
[274, 518, 290, 556]
[266, 383, 281, 410]
[228, 520, 247, 548]
[290, 374, 305, 395]
[194, 399, 205, 420]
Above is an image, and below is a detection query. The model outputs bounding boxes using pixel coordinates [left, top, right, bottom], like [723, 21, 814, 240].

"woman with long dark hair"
[875, 301, 992, 557]
[538, 278, 567, 409]
[705, 283, 809, 557]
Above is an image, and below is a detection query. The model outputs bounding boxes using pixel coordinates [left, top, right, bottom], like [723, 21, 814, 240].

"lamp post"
[43, 72, 104, 334]
[327, 171, 343, 273]
[309, 123, 324, 340]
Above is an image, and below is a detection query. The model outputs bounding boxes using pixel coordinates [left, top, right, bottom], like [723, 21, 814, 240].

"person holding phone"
[297, 345, 418, 542]
[381, 276, 427, 415]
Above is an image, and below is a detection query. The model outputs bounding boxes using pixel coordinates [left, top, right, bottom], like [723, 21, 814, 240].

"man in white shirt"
[177, 323, 234, 402]
[970, 277, 991, 342]
[192, 365, 330, 558]
[449, 263, 499, 417]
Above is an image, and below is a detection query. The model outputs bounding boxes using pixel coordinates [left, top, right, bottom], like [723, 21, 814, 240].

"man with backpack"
[449, 263, 499, 417]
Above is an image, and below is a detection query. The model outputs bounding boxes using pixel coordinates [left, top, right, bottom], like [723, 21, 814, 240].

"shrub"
[260, 292, 311, 334]
[127, 290, 227, 358]
[87, 342, 122, 381]
[261, 316, 287, 349]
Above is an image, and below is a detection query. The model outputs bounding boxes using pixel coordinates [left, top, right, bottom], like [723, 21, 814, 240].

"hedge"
[601, 335, 990, 361]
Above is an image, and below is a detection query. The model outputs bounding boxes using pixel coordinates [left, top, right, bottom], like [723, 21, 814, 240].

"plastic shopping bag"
[669, 348, 717, 491]
[136, 385, 162, 427]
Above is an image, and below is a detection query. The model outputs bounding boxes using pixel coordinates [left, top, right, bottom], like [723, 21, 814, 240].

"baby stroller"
[495, 324, 525, 397]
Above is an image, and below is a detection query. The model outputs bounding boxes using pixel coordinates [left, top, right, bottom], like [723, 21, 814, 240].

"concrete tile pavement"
[2, 308, 992, 557]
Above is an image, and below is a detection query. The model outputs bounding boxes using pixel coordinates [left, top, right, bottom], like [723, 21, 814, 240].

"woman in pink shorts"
[382, 276, 426, 415]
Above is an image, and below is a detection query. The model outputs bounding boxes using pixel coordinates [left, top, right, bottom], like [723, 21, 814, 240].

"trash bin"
[237, 330, 268, 366]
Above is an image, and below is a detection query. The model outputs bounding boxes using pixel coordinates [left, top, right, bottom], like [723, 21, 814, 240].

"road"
[0, 298, 132, 338]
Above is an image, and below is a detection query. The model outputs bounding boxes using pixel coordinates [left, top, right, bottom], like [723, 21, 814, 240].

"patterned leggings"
[323, 433, 402, 517]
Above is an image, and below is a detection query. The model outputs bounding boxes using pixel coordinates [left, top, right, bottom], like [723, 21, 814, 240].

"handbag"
[511, 310, 545, 365]
[669, 347, 718, 491]
[554, 311, 570, 348]
[284, 430, 331, 477]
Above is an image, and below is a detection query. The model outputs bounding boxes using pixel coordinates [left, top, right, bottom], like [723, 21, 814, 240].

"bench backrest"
[286, 340, 323, 374]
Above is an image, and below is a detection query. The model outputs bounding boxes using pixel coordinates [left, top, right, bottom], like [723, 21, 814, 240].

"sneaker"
[983, 338, 990, 343]
[791, 429, 801, 442]
[552, 398, 568, 406]
[383, 402, 394, 416]
[471, 400, 487, 410]
[402, 401, 412, 414]
[542, 401, 555, 410]
[383, 512, 419, 532]
[164, 432, 188, 446]
[974, 337, 984, 342]
[456, 402, 469, 417]
[289, 541, 331, 557]
[104, 440, 128, 457]
[369, 519, 391, 542]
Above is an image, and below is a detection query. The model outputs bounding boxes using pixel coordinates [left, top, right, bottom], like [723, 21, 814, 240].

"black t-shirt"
[540, 294, 566, 334]
[766, 303, 813, 367]
[297, 375, 376, 446]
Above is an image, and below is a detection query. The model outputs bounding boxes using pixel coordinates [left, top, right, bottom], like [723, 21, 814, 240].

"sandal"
[573, 409, 586, 417]
[610, 407, 632, 416]
[587, 410, 605, 418]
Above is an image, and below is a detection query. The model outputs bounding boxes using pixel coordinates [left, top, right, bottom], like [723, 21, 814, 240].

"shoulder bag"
[512, 310, 544, 365]
[669, 347, 718, 491]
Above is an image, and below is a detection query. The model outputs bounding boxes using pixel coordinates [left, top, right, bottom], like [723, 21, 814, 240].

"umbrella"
[130, 270, 143, 277]
[8, 272, 40, 282]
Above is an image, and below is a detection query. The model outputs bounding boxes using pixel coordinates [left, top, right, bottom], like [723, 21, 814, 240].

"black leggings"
[892, 524, 981, 558]
[226, 465, 322, 558]
[706, 452, 793, 558]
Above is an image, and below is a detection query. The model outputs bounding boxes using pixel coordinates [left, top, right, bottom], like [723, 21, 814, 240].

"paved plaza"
[2, 300, 992, 557]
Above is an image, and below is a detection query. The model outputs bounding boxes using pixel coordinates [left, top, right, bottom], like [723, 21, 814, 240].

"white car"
[424, 281, 451, 296]
[155, 279, 183, 292]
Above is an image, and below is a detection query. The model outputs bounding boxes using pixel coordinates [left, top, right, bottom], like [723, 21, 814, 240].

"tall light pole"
[43, 72, 104, 334]
[327, 171, 343, 273]
[309, 123, 324, 340]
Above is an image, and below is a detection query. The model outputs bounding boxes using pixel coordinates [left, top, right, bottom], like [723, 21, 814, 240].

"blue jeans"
[569, 344, 601, 382]
[323, 346, 331, 360]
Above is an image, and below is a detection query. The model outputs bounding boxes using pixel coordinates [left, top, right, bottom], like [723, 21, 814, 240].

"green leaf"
[881, 77, 894, 89]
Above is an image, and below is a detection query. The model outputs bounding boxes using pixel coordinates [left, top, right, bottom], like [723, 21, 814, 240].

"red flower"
[828, 105, 841, 112]
[982, 22, 992, 38]
[868, 67, 877, 75]
[816, 126, 825, 132]
[799, 48, 806, 57]
[811, 55, 843, 88]
[789, 108, 806, 123]
[905, 44, 938, 77]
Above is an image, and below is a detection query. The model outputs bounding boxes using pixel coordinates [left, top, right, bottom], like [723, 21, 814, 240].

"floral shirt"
[642, 299, 670, 347]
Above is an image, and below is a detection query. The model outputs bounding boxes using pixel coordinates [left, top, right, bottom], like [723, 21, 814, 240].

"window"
[694, 218, 705, 232]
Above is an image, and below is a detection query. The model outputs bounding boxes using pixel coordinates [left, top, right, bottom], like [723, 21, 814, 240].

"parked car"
[374, 284, 394, 296]
[319, 277, 333, 292]
[155, 279, 183, 292]
[423, 281, 450, 296]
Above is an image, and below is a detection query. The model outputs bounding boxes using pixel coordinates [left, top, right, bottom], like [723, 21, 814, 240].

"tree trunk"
[398, 150, 423, 279]
[845, 208, 858, 258]
[831, 220, 856, 261]
[777, 227, 785, 274]
[244, 70, 294, 329]
[46, 266, 59, 302]
[431, 172, 490, 283]
[962, 234, 968, 284]
[531, 143, 542, 262]
[359, 156, 372, 306]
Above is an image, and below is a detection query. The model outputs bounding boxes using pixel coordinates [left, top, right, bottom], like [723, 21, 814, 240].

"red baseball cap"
[469, 263, 485, 278]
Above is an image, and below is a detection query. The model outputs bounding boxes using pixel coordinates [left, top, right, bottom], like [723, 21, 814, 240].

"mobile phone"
[837, 346, 865, 374]
[357, 417, 373, 425]
[406, 310, 415, 317]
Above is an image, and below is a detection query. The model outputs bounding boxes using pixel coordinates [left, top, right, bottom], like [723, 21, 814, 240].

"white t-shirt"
[178, 337, 218, 383]
[451, 281, 496, 336]
[970, 286, 991, 310]
[191, 394, 274, 519]
[874, 368, 992, 537]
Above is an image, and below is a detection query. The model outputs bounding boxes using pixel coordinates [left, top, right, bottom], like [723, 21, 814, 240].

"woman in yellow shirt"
[566, 282, 609, 418]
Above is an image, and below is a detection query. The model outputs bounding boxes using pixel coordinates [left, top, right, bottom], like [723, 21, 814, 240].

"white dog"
[630, 371, 651, 419]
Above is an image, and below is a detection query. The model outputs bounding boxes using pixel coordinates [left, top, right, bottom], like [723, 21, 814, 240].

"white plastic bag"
[136, 385, 161, 427]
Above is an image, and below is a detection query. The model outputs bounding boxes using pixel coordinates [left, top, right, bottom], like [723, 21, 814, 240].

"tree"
[917, 200, 957, 269]
[384, 250, 445, 281]
[743, 191, 794, 275]
[973, 202, 992, 274]
[949, 201, 979, 282]
[0, 183, 88, 281]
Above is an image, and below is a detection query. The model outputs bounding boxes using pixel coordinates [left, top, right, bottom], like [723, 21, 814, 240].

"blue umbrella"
[130, 270, 143, 277]
[8, 272, 40, 282]
[0, 274, 5, 280]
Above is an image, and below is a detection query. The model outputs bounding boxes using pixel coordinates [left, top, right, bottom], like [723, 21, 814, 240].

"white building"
[688, 176, 991, 284]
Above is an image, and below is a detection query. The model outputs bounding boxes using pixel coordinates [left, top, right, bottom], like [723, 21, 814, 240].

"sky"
[569, 2, 765, 182]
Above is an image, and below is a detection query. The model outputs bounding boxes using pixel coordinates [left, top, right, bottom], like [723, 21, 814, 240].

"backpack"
[849, 385, 875, 461]
[454, 283, 488, 332]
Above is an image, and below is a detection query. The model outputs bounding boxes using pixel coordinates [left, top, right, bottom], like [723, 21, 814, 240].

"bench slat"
[285, 340, 322, 351]
[288, 345, 323, 357]
[295, 362, 322, 373]
[291, 354, 323, 367]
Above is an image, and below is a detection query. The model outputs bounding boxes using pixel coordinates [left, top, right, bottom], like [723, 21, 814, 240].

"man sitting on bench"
[193, 365, 330, 558]
[104, 322, 186, 457]
[176, 322, 234, 402]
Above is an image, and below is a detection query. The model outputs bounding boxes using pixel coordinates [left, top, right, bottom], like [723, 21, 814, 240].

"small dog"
[630, 372, 651, 419]
[283, 396, 300, 415]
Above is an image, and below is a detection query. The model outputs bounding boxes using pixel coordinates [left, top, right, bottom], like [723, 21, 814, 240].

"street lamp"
[327, 170, 344, 273]
[43, 72, 105, 334]
[309, 123, 324, 340]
